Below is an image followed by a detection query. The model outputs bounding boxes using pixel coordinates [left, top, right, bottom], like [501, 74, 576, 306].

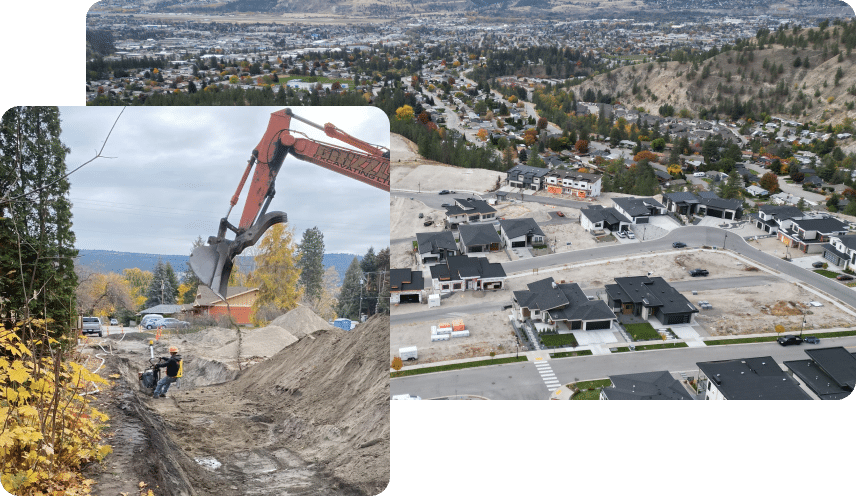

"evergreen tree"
[360, 247, 378, 317]
[336, 257, 363, 320]
[375, 247, 390, 315]
[145, 259, 179, 307]
[297, 226, 325, 303]
[0, 106, 78, 339]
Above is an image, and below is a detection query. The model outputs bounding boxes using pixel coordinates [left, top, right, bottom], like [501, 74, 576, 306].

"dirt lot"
[82, 309, 389, 496]
[390, 196, 445, 240]
[391, 309, 518, 364]
[391, 135, 504, 193]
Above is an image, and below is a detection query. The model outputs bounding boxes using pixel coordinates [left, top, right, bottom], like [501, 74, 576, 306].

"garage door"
[400, 294, 420, 304]
[469, 246, 483, 253]
[636, 217, 649, 224]
[585, 320, 612, 330]
[512, 241, 526, 248]
[666, 314, 691, 325]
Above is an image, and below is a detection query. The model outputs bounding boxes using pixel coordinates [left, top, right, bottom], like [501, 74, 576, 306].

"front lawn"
[540, 333, 579, 347]
[623, 323, 661, 341]
[571, 389, 601, 400]
[390, 356, 528, 378]
[549, 350, 593, 358]
[611, 342, 689, 352]
[573, 379, 612, 390]
[814, 269, 839, 278]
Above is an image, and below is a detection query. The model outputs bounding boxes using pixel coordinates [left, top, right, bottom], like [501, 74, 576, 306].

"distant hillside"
[573, 22, 856, 125]
[76, 249, 361, 285]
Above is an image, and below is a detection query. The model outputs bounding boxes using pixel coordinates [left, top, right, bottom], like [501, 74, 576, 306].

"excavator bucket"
[190, 211, 287, 301]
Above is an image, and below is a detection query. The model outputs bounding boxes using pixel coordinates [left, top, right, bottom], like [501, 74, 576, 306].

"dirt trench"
[83, 313, 389, 496]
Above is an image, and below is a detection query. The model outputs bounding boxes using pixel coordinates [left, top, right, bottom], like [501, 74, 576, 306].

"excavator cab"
[190, 108, 390, 301]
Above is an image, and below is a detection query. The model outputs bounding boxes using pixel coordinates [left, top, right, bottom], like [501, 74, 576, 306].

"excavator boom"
[190, 108, 389, 300]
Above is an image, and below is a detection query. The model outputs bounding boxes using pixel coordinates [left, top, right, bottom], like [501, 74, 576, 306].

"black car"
[439, 190, 450, 195]
[423, 220, 433, 226]
[441, 203, 452, 207]
[777, 335, 803, 346]
[672, 242, 686, 248]
[837, 274, 854, 281]
[689, 269, 709, 277]
[811, 261, 825, 268]
[803, 336, 821, 344]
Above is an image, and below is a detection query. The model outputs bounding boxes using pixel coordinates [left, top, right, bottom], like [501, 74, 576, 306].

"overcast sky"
[59, 106, 390, 255]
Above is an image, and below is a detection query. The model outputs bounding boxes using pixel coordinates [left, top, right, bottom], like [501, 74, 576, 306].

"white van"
[693, 172, 706, 177]
[140, 314, 164, 329]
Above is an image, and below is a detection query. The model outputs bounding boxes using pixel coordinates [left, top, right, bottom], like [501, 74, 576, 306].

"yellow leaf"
[18, 404, 38, 417]
[8, 362, 29, 383]
[108, 374, 121, 379]
[0, 431, 15, 448]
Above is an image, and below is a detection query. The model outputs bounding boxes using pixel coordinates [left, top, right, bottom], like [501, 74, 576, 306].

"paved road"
[670, 275, 778, 291]
[501, 225, 856, 310]
[391, 301, 504, 326]
[390, 337, 856, 400]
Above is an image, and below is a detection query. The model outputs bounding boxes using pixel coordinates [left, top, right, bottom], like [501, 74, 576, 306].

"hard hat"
[169, 346, 178, 353]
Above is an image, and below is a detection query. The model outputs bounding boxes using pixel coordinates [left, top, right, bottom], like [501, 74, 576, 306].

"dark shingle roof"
[792, 217, 849, 234]
[612, 197, 665, 217]
[416, 231, 458, 255]
[602, 370, 693, 400]
[498, 218, 545, 239]
[606, 276, 698, 316]
[445, 198, 497, 216]
[758, 205, 804, 219]
[697, 356, 812, 400]
[430, 255, 506, 282]
[803, 346, 856, 390]
[580, 206, 631, 226]
[783, 359, 852, 400]
[513, 277, 615, 322]
[663, 192, 700, 204]
[458, 223, 502, 247]
[390, 268, 424, 292]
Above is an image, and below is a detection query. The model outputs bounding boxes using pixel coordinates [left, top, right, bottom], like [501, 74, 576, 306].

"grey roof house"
[611, 197, 666, 224]
[784, 346, 856, 400]
[415, 231, 459, 265]
[511, 277, 616, 333]
[605, 276, 698, 326]
[696, 356, 811, 400]
[580, 205, 631, 233]
[390, 268, 425, 304]
[457, 223, 502, 254]
[498, 218, 546, 248]
[600, 371, 694, 400]
[429, 255, 507, 293]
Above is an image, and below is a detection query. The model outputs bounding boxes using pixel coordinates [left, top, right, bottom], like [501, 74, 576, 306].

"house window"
[452, 283, 462, 290]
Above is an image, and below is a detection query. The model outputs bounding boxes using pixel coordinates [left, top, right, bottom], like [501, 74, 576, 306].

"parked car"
[811, 261, 825, 268]
[808, 301, 823, 307]
[836, 274, 854, 281]
[438, 190, 450, 195]
[626, 231, 635, 239]
[615, 230, 626, 238]
[140, 314, 163, 329]
[690, 269, 709, 277]
[110, 318, 118, 326]
[693, 172, 706, 177]
[423, 220, 433, 226]
[81, 317, 103, 337]
[441, 203, 452, 207]
[803, 336, 821, 344]
[777, 335, 803, 346]
[155, 318, 190, 330]
[672, 242, 686, 248]
[556, 211, 565, 217]
[418, 212, 423, 218]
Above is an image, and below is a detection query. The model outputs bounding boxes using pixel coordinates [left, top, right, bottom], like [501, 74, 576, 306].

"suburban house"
[784, 346, 856, 400]
[505, 164, 550, 191]
[753, 205, 805, 234]
[604, 276, 698, 326]
[662, 191, 700, 217]
[498, 218, 546, 248]
[776, 215, 849, 254]
[695, 194, 743, 220]
[580, 205, 631, 233]
[696, 356, 812, 400]
[600, 371, 694, 400]
[192, 285, 259, 325]
[444, 198, 497, 229]
[611, 197, 667, 224]
[457, 223, 502, 254]
[543, 169, 603, 198]
[429, 255, 507, 293]
[390, 268, 425, 304]
[822, 234, 856, 269]
[745, 185, 769, 196]
[511, 277, 616, 333]
[415, 231, 459, 265]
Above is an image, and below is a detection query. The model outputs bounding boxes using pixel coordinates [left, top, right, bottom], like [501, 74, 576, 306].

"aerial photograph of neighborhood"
[80, 0, 856, 402]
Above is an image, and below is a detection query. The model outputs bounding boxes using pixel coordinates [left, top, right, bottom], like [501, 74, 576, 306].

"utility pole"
[358, 277, 364, 322]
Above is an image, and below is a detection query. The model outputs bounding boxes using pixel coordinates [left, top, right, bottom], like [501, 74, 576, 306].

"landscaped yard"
[612, 342, 689, 352]
[814, 269, 839, 278]
[569, 379, 611, 400]
[623, 322, 661, 341]
[540, 333, 579, 347]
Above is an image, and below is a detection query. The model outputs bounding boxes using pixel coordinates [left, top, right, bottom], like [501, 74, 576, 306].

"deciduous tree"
[759, 171, 780, 193]
[249, 224, 302, 324]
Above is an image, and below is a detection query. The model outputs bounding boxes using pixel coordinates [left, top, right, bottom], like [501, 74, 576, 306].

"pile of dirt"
[268, 305, 336, 339]
[226, 313, 390, 494]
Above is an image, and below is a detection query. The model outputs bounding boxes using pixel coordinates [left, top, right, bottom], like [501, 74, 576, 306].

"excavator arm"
[190, 108, 390, 300]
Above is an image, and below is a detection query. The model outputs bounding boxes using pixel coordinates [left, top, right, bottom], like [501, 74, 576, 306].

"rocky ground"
[82, 308, 389, 496]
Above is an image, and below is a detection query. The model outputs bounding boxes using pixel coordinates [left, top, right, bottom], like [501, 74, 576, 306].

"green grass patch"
[611, 342, 689, 352]
[814, 269, 839, 278]
[390, 356, 528, 378]
[573, 379, 612, 390]
[623, 323, 661, 341]
[809, 329, 856, 338]
[704, 336, 779, 345]
[571, 389, 601, 400]
[549, 350, 593, 358]
[540, 333, 579, 347]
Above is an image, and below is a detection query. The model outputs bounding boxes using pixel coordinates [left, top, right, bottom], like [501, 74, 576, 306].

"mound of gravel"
[268, 305, 336, 339]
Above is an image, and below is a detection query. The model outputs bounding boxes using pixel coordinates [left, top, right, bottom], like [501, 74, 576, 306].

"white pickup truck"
[81, 317, 103, 337]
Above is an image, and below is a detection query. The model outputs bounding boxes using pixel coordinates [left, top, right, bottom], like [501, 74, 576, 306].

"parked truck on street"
[81, 317, 103, 337]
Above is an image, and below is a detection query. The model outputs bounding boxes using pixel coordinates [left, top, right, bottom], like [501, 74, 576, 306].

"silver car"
[152, 318, 190, 330]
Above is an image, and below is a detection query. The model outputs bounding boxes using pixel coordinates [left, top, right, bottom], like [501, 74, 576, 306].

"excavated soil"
[82, 311, 389, 496]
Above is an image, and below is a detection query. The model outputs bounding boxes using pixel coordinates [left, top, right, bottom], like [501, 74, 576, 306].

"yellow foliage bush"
[1, 321, 111, 495]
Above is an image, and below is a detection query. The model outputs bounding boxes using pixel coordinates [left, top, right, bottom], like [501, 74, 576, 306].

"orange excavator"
[189, 108, 390, 300]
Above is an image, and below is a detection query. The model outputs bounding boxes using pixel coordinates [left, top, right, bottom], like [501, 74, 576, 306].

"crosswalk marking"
[534, 360, 562, 391]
